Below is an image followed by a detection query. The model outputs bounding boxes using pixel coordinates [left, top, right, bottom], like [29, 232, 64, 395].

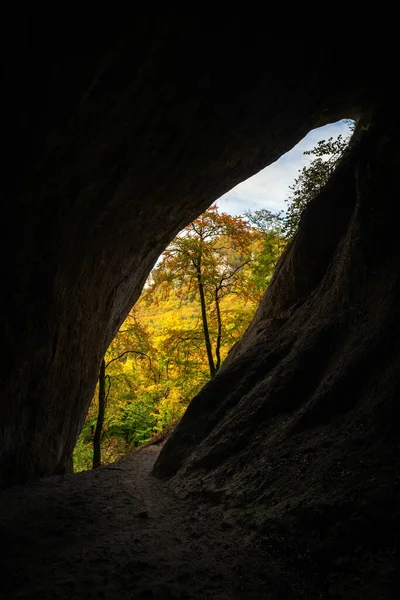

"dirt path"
[0, 446, 273, 599]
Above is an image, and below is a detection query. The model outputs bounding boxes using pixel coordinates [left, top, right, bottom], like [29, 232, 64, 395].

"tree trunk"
[215, 288, 222, 372]
[93, 358, 106, 469]
[196, 269, 216, 378]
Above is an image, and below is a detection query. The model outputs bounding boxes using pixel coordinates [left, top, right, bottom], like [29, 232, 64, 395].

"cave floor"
[1, 444, 290, 600]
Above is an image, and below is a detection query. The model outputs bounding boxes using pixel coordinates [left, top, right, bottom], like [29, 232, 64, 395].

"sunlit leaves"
[73, 206, 286, 471]
[284, 132, 353, 238]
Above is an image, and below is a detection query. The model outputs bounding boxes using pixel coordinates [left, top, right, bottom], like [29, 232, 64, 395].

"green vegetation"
[284, 131, 353, 238]
[73, 130, 351, 472]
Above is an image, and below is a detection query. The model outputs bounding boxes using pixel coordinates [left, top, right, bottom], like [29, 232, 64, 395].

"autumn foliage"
[73, 206, 285, 471]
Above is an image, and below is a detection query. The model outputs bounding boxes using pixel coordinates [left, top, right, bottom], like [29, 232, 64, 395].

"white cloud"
[216, 119, 353, 216]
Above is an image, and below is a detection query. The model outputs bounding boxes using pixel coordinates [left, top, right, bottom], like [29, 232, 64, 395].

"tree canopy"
[284, 130, 353, 238]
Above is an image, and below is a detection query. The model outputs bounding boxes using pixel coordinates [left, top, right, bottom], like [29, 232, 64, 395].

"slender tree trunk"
[196, 269, 216, 378]
[215, 288, 222, 372]
[93, 358, 106, 469]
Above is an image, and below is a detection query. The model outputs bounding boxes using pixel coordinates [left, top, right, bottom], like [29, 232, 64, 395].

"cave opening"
[74, 120, 355, 473]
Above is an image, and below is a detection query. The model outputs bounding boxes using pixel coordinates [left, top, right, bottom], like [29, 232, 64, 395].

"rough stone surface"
[154, 108, 400, 594]
[3, 446, 279, 599]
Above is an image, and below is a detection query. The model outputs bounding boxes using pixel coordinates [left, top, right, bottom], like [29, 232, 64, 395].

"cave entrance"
[73, 119, 354, 472]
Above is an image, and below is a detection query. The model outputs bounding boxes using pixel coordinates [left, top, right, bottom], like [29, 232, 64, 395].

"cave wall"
[155, 105, 400, 478]
[2, 7, 395, 488]
[154, 109, 400, 586]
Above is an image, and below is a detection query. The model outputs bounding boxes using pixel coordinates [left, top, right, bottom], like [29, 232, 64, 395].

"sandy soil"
[0, 445, 277, 599]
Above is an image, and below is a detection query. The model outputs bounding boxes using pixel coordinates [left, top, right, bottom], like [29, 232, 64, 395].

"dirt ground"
[2, 440, 398, 599]
[1, 444, 286, 600]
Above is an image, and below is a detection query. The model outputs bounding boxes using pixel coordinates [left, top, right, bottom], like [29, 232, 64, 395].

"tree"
[244, 209, 287, 295]
[149, 206, 254, 378]
[92, 349, 155, 468]
[92, 358, 108, 468]
[284, 130, 353, 238]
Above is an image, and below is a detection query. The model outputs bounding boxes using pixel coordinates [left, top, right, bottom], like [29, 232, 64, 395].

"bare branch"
[106, 350, 157, 383]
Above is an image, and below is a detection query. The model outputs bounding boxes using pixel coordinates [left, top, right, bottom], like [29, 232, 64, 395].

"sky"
[216, 119, 353, 217]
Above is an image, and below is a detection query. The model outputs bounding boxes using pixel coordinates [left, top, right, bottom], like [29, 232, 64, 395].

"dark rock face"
[1, 5, 396, 502]
[154, 110, 400, 589]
